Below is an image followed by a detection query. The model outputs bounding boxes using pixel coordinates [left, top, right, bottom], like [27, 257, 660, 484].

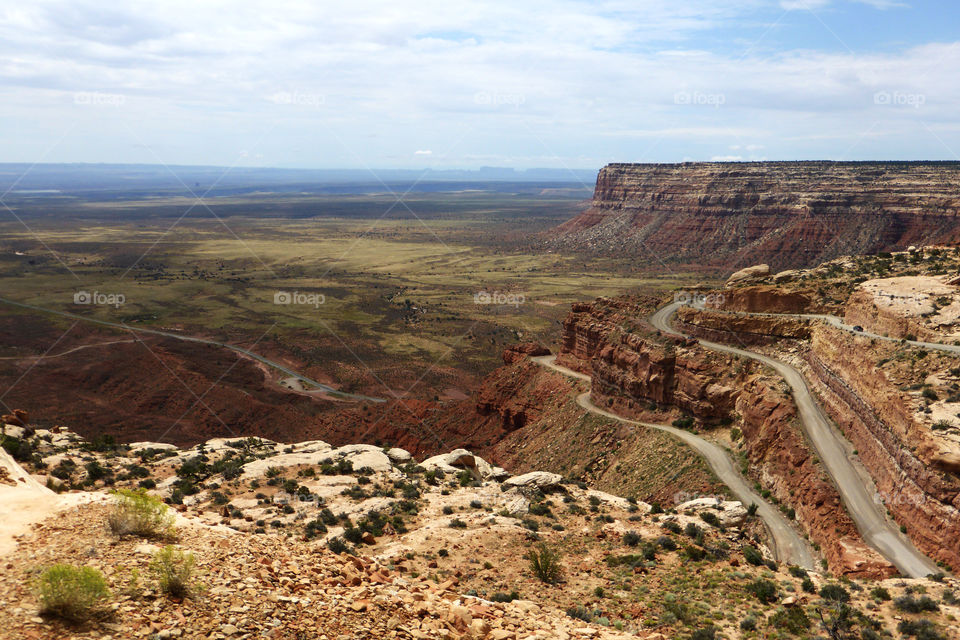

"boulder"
[726, 264, 770, 286]
[676, 498, 748, 527]
[333, 445, 393, 473]
[386, 447, 412, 464]
[502, 471, 564, 492]
[932, 452, 960, 474]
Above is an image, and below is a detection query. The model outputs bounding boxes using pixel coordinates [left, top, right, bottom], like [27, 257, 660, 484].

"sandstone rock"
[932, 452, 960, 474]
[676, 498, 747, 527]
[386, 447, 412, 464]
[727, 264, 770, 285]
[502, 472, 564, 492]
[502, 342, 551, 365]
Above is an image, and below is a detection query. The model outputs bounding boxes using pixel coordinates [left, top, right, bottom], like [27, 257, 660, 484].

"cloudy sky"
[1, 0, 958, 169]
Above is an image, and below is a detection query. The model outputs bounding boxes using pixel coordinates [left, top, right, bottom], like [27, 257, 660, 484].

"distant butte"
[549, 161, 960, 270]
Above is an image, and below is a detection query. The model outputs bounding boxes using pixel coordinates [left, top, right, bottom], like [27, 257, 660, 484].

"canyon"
[550, 162, 960, 270]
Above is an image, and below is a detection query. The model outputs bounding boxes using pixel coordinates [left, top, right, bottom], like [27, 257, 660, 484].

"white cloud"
[0, 0, 954, 167]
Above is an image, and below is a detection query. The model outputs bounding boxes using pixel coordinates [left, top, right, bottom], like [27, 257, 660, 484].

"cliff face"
[735, 377, 894, 578]
[806, 326, 960, 570]
[552, 162, 960, 270]
[556, 297, 894, 577]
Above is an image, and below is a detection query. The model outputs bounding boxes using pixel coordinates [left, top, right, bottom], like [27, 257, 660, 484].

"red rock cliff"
[551, 162, 960, 270]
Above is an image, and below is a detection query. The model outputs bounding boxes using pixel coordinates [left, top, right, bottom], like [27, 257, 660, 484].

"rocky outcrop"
[557, 295, 893, 576]
[735, 376, 894, 578]
[675, 307, 811, 346]
[715, 285, 816, 314]
[727, 264, 770, 285]
[502, 342, 550, 365]
[805, 326, 960, 570]
[551, 162, 960, 270]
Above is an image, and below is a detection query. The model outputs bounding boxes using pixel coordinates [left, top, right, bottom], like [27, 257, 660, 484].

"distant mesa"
[550, 161, 960, 271]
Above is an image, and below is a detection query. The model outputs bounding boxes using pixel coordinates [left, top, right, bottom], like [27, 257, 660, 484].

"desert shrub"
[623, 531, 642, 547]
[327, 537, 352, 555]
[34, 564, 110, 621]
[319, 508, 338, 525]
[442, 505, 454, 515]
[566, 605, 592, 622]
[897, 619, 946, 640]
[742, 545, 764, 566]
[746, 578, 778, 603]
[107, 488, 174, 538]
[528, 502, 553, 517]
[746, 502, 758, 516]
[788, 565, 808, 579]
[684, 522, 702, 539]
[528, 542, 562, 584]
[684, 545, 707, 561]
[470, 500, 483, 509]
[490, 590, 519, 603]
[449, 518, 467, 529]
[894, 594, 939, 613]
[342, 527, 363, 544]
[672, 416, 695, 429]
[820, 583, 850, 603]
[869, 586, 891, 601]
[661, 521, 682, 534]
[699, 512, 720, 527]
[150, 546, 196, 598]
[922, 388, 938, 401]
[690, 627, 717, 640]
[657, 536, 678, 551]
[801, 577, 816, 593]
[739, 616, 756, 631]
[304, 519, 328, 539]
[769, 606, 810, 633]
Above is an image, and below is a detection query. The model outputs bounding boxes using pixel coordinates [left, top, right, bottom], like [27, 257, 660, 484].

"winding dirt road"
[0, 296, 384, 403]
[531, 354, 816, 570]
[652, 302, 939, 578]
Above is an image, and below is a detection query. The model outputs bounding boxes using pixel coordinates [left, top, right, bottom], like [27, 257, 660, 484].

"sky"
[1, 0, 959, 170]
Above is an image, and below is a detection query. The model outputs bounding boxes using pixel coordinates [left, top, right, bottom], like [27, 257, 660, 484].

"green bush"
[820, 583, 851, 603]
[769, 606, 810, 633]
[623, 531, 642, 547]
[528, 542, 562, 584]
[150, 546, 196, 598]
[35, 564, 110, 621]
[746, 578, 778, 603]
[897, 619, 946, 640]
[894, 594, 939, 613]
[742, 545, 764, 566]
[107, 488, 174, 538]
[870, 586, 891, 601]
[490, 590, 519, 603]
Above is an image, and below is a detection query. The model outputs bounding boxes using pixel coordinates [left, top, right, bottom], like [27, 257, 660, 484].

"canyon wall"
[805, 326, 960, 570]
[557, 297, 891, 576]
[551, 162, 960, 270]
